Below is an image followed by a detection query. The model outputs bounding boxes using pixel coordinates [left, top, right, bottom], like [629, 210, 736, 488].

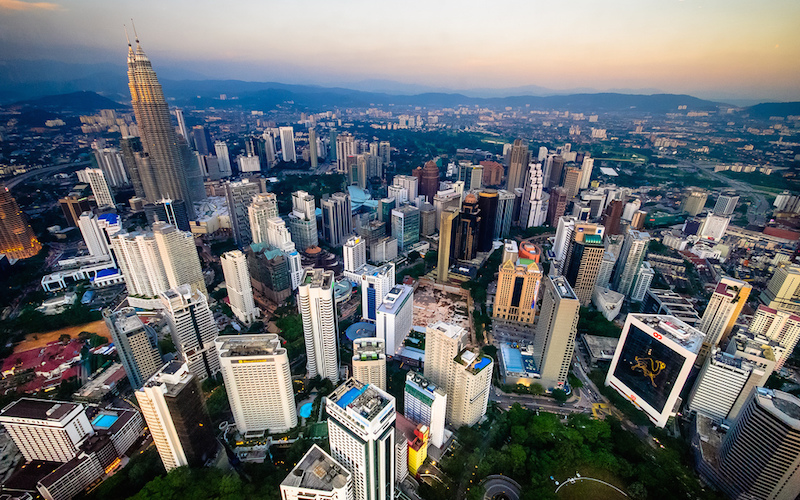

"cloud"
[0, 0, 60, 11]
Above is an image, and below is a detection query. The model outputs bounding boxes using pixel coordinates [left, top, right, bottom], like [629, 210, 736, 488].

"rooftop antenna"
[131, 18, 139, 43]
[123, 24, 131, 46]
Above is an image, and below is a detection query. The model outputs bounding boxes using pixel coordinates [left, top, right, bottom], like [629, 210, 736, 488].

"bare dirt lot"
[13, 320, 111, 353]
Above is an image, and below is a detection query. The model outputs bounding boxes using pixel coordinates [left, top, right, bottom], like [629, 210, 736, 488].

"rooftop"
[550, 275, 578, 300]
[302, 268, 333, 289]
[216, 334, 283, 358]
[378, 284, 413, 314]
[328, 379, 393, 422]
[755, 388, 800, 429]
[0, 398, 80, 422]
[629, 314, 705, 353]
[282, 444, 350, 492]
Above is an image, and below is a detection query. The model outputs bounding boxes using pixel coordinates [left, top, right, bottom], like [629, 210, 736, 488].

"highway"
[4, 160, 91, 191]
[693, 162, 771, 226]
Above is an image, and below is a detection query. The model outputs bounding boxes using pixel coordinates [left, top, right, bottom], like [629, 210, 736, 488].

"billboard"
[612, 324, 686, 413]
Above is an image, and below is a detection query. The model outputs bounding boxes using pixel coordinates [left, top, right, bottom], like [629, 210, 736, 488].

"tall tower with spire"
[126, 28, 200, 217]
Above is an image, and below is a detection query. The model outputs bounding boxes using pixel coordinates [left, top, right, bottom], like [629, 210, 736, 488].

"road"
[4, 160, 91, 191]
[694, 162, 770, 226]
[483, 475, 521, 500]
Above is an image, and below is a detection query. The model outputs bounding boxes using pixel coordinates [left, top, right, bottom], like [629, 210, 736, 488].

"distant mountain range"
[1, 60, 798, 118]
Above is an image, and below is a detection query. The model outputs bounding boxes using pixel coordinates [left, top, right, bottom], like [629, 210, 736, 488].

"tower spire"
[124, 25, 131, 46]
[130, 18, 139, 44]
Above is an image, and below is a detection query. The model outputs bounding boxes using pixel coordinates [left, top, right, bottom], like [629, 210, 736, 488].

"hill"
[8, 91, 128, 114]
[746, 101, 800, 119]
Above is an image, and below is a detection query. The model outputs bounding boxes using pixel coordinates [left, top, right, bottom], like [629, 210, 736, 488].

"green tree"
[551, 388, 568, 403]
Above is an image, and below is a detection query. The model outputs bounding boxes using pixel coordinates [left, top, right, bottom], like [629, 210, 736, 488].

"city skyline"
[0, 0, 797, 101]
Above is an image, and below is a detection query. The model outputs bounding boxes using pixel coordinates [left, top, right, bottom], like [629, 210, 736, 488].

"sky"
[0, 0, 798, 101]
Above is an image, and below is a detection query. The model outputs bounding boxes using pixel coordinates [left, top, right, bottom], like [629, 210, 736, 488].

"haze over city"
[1, 0, 799, 101]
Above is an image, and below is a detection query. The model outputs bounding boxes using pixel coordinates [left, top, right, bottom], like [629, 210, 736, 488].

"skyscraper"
[0, 186, 41, 260]
[135, 361, 217, 471]
[417, 160, 440, 202]
[326, 379, 395, 500]
[104, 307, 162, 389]
[520, 163, 547, 229]
[562, 166, 582, 199]
[299, 269, 339, 382]
[214, 141, 232, 177]
[336, 133, 356, 173]
[493, 258, 543, 325]
[612, 229, 650, 297]
[506, 139, 529, 193]
[562, 228, 606, 306]
[126, 35, 198, 216]
[308, 128, 318, 169]
[716, 388, 800, 500]
[247, 193, 279, 246]
[477, 190, 498, 252]
[391, 204, 420, 252]
[450, 348, 493, 428]
[453, 194, 481, 261]
[376, 285, 414, 357]
[697, 276, 751, 362]
[225, 179, 260, 246]
[92, 147, 129, 188]
[357, 263, 395, 322]
[534, 276, 580, 390]
[749, 304, 800, 370]
[352, 338, 387, 391]
[152, 221, 207, 297]
[82, 168, 115, 207]
[759, 263, 800, 314]
[288, 190, 319, 250]
[714, 192, 739, 216]
[404, 371, 447, 448]
[0, 399, 92, 463]
[579, 155, 594, 190]
[321, 192, 353, 247]
[161, 285, 220, 381]
[681, 188, 708, 216]
[630, 261, 655, 302]
[343, 236, 367, 273]
[215, 334, 297, 434]
[605, 314, 703, 427]
[221, 250, 259, 324]
[436, 210, 458, 283]
[280, 126, 296, 162]
[280, 445, 352, 500]
[546, 187, 568, 226]
[496, 189, 517, 238]
[602, 199, 625, 236]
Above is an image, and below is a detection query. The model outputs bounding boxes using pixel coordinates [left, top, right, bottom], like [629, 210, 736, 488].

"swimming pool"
[299, 403, 313, 418]
[92, 413, 119, 429]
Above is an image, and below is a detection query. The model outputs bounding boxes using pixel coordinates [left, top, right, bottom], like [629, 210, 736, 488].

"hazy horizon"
[1, 0, 798, 102]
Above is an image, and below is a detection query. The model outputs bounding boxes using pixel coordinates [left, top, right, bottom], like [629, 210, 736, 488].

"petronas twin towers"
[126, 36, 204, 217]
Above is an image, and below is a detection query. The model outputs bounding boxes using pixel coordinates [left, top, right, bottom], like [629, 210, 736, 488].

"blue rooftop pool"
[336, 386, 367, 408]
[299, 403, 312, 419]
[92, 413, 119, 429]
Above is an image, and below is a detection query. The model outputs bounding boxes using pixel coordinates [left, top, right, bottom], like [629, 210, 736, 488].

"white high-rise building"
[215, 334, 297, 434]
[280, 126, 296, 162]
[699, 213, 730, 241]
[0, 399, 93, 463]
[552, 216, 578, 269]
[630, 262, 655, 302]
[404, 371, 447, 448]
[326, 379, 395, 500]
[749, 304, 800, 369]
[605, 314, 704, 427]
[82, 168, 115, 207]
[450, 348, 493, 428]
[248, 193, 279, 245]
[422, 322, 491, 427]
[612, 229, 650, 296]
[392, 175, 418, 201]
[214, 141, 232, 177]
[174, 108, 189, 141]
[111, 231, 170, 298]
[135, 361, 217, 471]
[321, 192, 353, 248]
[336, 133, 356, 173]
[293, 190, 316, 219]
[92, 147, 129, 187]
[357, 263, 395, 322]
[280, 445, 353, 500]
[344, 236, 367, 273]
[220, 250, 259, 324]
[376, 285, 414, 357]
[161, 285, 220, 381]
[153, 221, 207, 297]
[596, 250, 617, 289]
[77, 211, 114, 258]
[288, 191, 319, 250]
[352, 338, 387, 391]
[299, 268, 339, 382]
[686, 348, 765, 423]
[258, 216, 303, 290]
[579, 156, 594, 190]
